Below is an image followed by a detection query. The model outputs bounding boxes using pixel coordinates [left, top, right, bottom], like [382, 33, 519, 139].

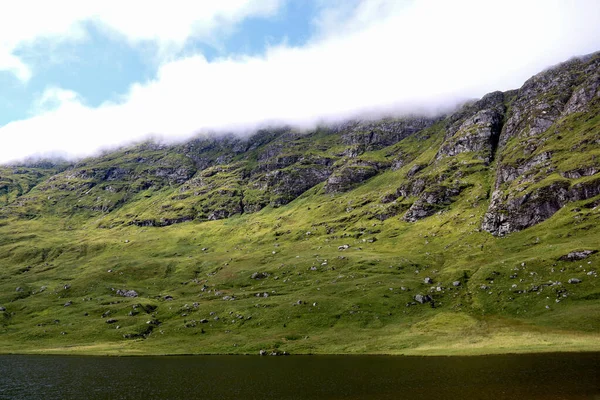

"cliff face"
[1, 53, 599, 235]
[482, 54, 600, 235]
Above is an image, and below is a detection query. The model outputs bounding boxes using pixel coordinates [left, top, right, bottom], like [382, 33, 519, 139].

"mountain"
[0, 53, 599, 355]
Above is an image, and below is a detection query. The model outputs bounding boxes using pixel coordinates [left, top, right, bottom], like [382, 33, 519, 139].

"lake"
[0, 353, 598, 399]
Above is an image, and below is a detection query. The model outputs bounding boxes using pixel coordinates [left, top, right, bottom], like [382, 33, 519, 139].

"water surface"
[0, 352, 598, 399]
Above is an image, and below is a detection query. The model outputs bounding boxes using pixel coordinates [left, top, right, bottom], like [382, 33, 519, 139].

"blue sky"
[0, 1, 318, 126]
[1, 0, 599, 163]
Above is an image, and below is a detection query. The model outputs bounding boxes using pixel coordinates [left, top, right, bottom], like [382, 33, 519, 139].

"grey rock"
[116, 289, 138, 298]
[483, 180, 600, 236]
[452, 281, 461, 287]
[325, 160, 382, 193]
[414, 294, 432, 304]
[560, 250, 597, 261]
[438, 92, 506, 164]
[568, 278, 582, 284]
[339, 117, 440, 153]
[251, 272, 269, 280]
[404, 185, 463, 222]
[406, 164, 425, 178]
[424, 277, 433, 284]
[482, 55, 600, 235]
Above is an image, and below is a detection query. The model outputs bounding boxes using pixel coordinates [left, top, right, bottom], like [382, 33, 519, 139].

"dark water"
[0, 353, 598, 400]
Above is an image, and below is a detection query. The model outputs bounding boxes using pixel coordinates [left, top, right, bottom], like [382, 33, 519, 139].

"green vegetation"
[0, 55, 599, 356]
[0, 139, 598, 356]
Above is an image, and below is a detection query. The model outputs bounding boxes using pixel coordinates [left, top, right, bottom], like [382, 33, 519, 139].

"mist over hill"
[0, 52, 599, 355]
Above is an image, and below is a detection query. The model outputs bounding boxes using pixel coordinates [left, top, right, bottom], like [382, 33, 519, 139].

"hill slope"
[0, 53, 599, 355]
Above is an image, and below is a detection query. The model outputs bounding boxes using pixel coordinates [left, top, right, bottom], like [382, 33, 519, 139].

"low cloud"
[1, 0, 600, 163]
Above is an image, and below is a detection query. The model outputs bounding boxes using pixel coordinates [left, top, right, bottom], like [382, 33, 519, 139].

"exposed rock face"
[258, 157, 335, 206]
[482, 54, 600, 235]
[437, 91, 506, 163]
[339, 117, 440, 155]
[392, 92, 507, 223]
[325, 160, 384, 193]
[403, 185, 463, 222]
[482, 178, 600, 235]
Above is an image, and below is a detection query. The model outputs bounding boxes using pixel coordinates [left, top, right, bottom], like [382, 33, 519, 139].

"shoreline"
[2, 346, 599, 358]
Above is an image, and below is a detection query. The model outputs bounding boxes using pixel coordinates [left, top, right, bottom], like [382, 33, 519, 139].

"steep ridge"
[483, 54, 600, 235]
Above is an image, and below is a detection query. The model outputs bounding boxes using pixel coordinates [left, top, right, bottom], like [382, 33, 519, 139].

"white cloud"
[1, 0, 600, 163]
[31, 87, 82, 114]
[0, 0, 283, 81]
[0, 51, 32, 82]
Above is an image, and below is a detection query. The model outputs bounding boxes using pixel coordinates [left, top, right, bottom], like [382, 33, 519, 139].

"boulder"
[251, 272, 269, 280]
[568, 278, 582, 284]
[116, 289, 139, 298]
[560, 250, 597, 261]
[414, 294, 432, 304]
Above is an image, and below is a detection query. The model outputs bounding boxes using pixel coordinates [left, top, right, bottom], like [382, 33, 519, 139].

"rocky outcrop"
[560, 250, 597, 261]
[324, 160, 385, 193]
[403, 184, 464, 222]
[390, 93, 507, 223]
[482, 177, 600, 235]
[482, 53, 600, 235]
[263, 162, 334, 206]
[116, 289, 138, 298]
[339, 117, 440, 155]
[499, 57, 596, 147]
[437, 92, 506, 163]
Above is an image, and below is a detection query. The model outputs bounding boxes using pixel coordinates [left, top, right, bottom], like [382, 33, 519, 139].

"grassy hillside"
[0, 54, 599, 356]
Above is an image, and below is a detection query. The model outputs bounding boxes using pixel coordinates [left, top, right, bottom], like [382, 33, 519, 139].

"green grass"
[0, 166, 598, 355]
[0, 69, 599, 356]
